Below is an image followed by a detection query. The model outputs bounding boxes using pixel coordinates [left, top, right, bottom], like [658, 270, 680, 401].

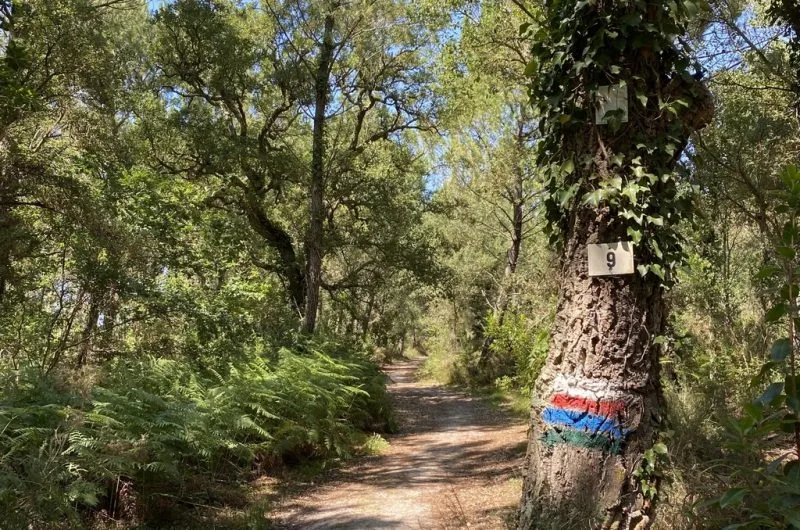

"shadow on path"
[271, 358, 527, 529]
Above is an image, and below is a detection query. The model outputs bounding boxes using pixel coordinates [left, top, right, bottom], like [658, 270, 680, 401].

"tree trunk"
[494, 187, 523, 322]
[243, 192, 306, 313]
[302, 9, 336, 334]
[0, 211, 10, 304]
[479, 113, 527, 377]
[518, 205, 665, 529]
[76, 297, 100, 368]
[517, 1, 714, 527]
[478, 188, 524, 378]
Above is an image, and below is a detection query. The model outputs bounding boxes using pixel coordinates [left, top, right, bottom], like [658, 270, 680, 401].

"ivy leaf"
[766, 304, 788, 323]
[621, 183, 640, 203]
[756, 265, 780, 280]
[582, 189, 604, 208]
[607, 176, 623, 190]
[627, 226, 642, 244]
[651, 239, 663, 259]
[757, 382, 784, 406]
[771, 338, 792, 362]
[650, 264, 665, 280]
[557, 184, 579, 208]
[560, 158, 575, 176]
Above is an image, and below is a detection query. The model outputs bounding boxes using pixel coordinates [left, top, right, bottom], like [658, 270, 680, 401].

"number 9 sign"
[587, 242, 634, 276]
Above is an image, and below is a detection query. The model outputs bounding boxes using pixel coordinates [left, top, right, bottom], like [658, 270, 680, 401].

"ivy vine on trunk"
[518, 0, 713, 528]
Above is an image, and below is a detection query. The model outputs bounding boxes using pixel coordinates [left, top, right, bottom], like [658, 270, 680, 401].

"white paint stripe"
[551, 374, 628, 402]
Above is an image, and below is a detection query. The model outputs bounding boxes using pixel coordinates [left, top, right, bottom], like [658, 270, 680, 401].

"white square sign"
[587, 241, 634, 276]
[595, 85, 629, 125]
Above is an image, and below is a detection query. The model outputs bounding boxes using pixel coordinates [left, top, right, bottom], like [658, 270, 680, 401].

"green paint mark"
[541, 429, 623, 455]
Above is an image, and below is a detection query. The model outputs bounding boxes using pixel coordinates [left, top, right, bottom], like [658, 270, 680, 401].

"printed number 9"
[606, 251, 616, 270]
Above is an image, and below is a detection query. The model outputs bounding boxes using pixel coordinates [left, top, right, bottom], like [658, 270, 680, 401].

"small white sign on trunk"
[587, 242, 634, 276]
[595, 85, 629, 125]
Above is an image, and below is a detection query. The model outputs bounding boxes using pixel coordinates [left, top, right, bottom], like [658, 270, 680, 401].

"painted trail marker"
[587, 241, 634, 276]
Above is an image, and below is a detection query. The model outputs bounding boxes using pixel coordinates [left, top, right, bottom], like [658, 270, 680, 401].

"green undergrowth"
[469, 377, 531, 420]
[0, 339, 395, 529]
[417, 309, 547, 420]
[418, 346, 532, 420]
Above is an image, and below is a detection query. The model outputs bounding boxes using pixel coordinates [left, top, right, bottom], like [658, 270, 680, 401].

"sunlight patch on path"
[271, 358, 527, 529]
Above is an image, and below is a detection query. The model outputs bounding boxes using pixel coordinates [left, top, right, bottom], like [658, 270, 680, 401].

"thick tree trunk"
[518, 205, 664, 529]
[517, 1, 714, 526]
[302, 10, 336, 334]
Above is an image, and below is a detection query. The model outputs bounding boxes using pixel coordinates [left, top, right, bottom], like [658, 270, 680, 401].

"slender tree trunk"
[494, 192, 523, 322]
[303, 9, 336, 334]
[478, 192, 523, 378]
[361, 292, 375, 339]
[243, 192, 306, 313]
[479, 117, 527, 377]
[0, 210, 10, 303]
[76, 297, 99, 368]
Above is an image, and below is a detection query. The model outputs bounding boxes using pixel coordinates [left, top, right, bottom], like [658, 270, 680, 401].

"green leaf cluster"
[525, 0, 708, 283]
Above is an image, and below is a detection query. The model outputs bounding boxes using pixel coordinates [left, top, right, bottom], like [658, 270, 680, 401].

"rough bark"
[517, 1, 714, 527]
[303, 9, 336, 334]
[518, 205, 665, 529]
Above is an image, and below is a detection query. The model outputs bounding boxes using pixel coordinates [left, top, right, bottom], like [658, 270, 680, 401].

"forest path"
[271, 357, 528, 529]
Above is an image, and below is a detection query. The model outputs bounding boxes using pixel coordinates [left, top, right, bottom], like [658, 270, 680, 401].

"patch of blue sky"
[696, 6, 787, 76]
[147, 0, 167, 13]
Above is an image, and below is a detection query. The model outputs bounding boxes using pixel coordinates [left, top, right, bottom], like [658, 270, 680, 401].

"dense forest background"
[1, 0, 799, 528]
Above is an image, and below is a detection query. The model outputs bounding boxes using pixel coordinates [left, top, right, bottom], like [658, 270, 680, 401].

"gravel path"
[271, 358, 528, 529]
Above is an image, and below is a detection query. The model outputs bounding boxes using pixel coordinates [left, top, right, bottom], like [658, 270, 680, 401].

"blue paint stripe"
[542, 407, 627, 439]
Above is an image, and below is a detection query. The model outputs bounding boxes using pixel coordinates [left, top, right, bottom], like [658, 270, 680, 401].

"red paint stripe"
[549, 394, 625, 418]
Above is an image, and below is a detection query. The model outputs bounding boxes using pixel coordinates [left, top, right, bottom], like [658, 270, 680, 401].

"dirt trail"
[271, 358, 528, 529]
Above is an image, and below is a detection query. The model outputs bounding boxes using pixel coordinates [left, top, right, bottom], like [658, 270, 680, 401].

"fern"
[0, 339, 393, 526]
